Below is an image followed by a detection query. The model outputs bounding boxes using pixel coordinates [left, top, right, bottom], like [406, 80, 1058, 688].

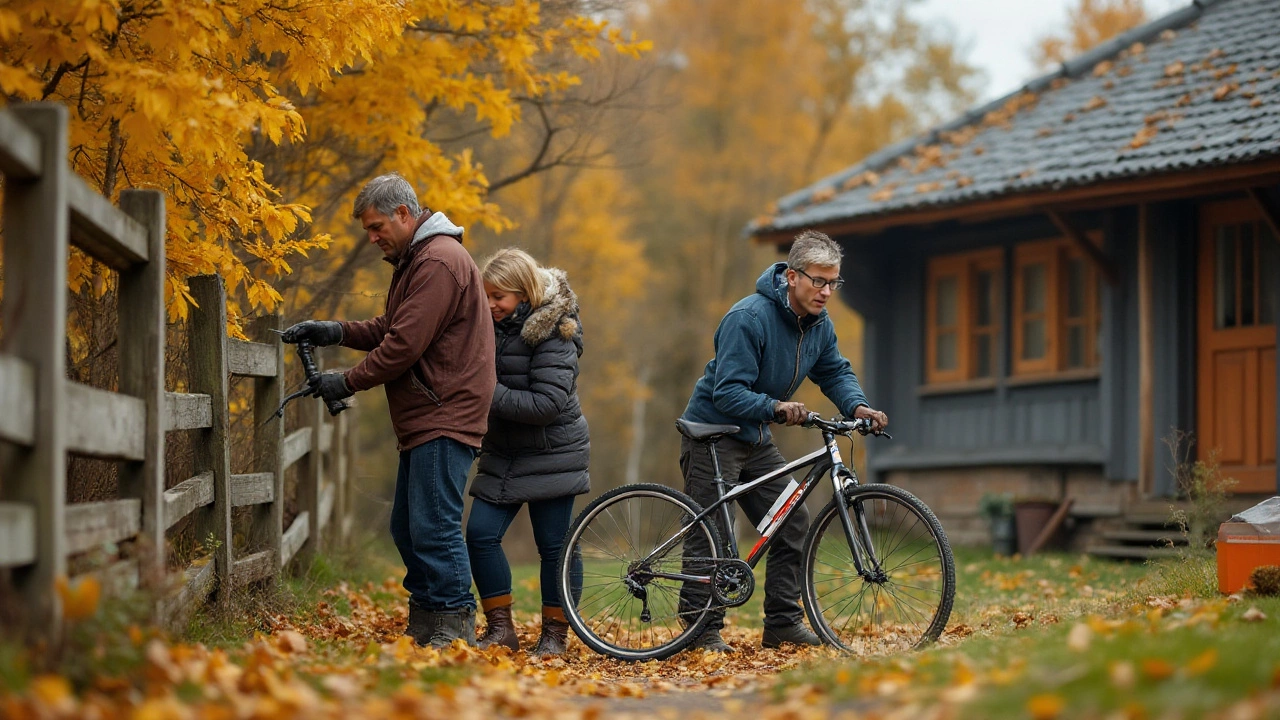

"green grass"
[779, 550, 1280, 718]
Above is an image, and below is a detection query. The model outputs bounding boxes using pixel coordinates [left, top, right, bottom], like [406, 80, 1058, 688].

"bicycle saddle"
[675, 418, 740, 441]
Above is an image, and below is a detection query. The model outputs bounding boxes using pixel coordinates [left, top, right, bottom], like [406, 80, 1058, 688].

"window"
[925, 249, 1003, 385]
[1213, 218, 1278, 329]
[1012, 237, 1102, 377]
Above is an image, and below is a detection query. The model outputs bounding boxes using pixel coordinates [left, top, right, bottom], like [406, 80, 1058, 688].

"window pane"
[936, 331, 957, 371]
[974, 334, 992, 378]
[1022, 263, 1046, 313]
[1066, 257, 1086, 318]
[1261, 222, 1277, 325]
[1066, 325, 1085, 368]
[975, 270, 994, 327]
[1241, 223, 1255, 326]
[936, 275, 958, 327]
[1215, 225, 1237, 328]
[1022, 319, 1046, 360]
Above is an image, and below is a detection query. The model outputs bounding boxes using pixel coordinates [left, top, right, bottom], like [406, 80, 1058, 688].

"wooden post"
[116, 190, 167, 584]
[298, 368, 324, 566]
[343, 405, 357, 542]
[0, 104, 70, 641]
[249, 315, 284, 579]
[187, 275, 234, 602]
[333, 411, 348, 547]
[1138, 203, 1155, 496]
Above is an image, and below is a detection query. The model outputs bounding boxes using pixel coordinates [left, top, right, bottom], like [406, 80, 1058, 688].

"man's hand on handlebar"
[774, 400, 809, 426]
[281, 320, 342, 346]
[853, 404, 889, 432]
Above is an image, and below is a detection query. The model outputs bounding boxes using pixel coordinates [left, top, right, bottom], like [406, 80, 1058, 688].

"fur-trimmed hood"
[521, 267, 581, 346]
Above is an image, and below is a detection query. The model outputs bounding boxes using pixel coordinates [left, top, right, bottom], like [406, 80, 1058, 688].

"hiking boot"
[761, 622, 822, 649]
[405, 599, 436, 645]
[478, 602, 519, 652]
[531, 618, 569, 657]
[425, 608, 477, 649]
[688, 627, 736, 653]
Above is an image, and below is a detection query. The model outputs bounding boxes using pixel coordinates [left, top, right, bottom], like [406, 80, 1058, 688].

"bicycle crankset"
[711, 559, 755, 607]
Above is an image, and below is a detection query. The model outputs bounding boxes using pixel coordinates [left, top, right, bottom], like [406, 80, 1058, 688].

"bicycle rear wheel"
[802, 484, 955, 655]
[558, 483, 722, 661]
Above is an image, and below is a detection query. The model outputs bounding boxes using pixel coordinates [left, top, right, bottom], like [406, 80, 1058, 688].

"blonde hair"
[482, 248, 545, 308]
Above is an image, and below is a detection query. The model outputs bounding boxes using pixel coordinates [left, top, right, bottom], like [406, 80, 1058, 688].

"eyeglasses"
[796, 268, 845, 290]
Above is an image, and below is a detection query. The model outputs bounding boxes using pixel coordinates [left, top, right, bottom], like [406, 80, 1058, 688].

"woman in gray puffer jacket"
[466, 248, 588, 657]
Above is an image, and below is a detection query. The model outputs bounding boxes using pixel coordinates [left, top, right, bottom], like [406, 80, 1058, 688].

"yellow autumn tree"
[0, 0, 648, 332]
[1034, 0, 1149, 69]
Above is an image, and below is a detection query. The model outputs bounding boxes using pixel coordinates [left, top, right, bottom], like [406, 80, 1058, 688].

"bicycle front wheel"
[803, 484, 955, 655]
[558, 483, 722, 661]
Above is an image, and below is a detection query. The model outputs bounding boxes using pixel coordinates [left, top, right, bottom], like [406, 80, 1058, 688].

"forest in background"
[0, 0, 1151, 557]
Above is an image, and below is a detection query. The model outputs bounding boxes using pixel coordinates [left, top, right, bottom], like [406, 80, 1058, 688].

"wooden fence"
[0, 103, 355, 642]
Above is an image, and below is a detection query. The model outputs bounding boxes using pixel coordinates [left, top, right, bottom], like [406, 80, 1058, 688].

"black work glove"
[281, 320, 342, 346]
[309, 371, 354, 403]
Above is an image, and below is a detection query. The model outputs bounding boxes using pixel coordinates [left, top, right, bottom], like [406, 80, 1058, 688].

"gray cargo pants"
[676, 435, 809, 632]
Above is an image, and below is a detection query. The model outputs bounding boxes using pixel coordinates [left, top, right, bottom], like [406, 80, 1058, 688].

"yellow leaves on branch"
[0, 0, 647, 327]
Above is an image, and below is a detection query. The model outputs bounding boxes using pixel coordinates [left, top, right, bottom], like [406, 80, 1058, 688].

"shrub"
[1250, 565, 1280, 596]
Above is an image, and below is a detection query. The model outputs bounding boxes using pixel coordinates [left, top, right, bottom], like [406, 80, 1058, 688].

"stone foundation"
[882, 465, 1131, 552]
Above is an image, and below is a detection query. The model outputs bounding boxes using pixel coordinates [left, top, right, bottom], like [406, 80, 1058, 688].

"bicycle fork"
[829, 440, 888, 583]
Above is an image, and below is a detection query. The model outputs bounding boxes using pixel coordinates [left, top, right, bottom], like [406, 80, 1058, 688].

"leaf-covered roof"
[751, 0, 1280, 237]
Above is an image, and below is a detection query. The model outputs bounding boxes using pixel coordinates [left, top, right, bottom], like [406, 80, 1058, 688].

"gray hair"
[787, 229, 843, 271]
[352, 173, 422, 219]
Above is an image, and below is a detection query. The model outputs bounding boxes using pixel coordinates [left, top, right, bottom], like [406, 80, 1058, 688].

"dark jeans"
[677, 435, 809, 631]
[465, 495, 581, 608]
[390, 437, 479, 611]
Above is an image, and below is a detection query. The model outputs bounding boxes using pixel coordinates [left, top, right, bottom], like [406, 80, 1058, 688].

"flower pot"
[989, 513, 1016, 556]
[1014, 500, 1059, 555]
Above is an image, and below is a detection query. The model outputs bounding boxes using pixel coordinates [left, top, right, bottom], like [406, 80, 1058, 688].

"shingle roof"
[751, 0, 1280, 237]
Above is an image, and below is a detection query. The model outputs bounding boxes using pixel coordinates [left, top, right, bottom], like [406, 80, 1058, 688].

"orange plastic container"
[1216, 521, 1280, 593]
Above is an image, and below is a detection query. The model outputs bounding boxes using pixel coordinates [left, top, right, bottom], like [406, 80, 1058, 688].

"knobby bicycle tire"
[557, 483, 723, 661]
[802, 483, 955, 655]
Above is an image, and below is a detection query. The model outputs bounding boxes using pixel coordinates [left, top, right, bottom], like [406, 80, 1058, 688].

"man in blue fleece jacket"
[678, 229, 888, 653]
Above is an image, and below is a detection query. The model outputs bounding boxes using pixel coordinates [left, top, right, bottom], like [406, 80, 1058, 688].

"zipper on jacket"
[762, 316, 808, 445]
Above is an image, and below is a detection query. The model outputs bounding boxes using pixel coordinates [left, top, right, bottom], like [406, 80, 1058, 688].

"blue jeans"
[389, 437, 478, 611]
[466, 496, 580, 608]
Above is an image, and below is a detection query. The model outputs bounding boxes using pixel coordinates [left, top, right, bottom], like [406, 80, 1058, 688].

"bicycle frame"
[639, 429, 885, 588]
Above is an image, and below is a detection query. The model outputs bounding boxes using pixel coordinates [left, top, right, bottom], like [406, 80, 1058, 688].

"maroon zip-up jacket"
[339, 216, 496, 451]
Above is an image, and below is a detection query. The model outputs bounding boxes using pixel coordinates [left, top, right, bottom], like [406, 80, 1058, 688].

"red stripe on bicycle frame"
[746, 487, 803, 563]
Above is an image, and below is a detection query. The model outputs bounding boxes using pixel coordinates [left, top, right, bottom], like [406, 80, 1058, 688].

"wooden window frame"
[925, 248, 1003, 386]
[1012, 235, 1103, 379]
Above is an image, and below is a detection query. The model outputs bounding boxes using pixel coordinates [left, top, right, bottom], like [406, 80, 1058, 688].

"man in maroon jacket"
[283, 173, 496, 648]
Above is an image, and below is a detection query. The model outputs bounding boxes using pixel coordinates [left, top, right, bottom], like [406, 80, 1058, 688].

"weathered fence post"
[249, 315, 284, 580]
[0, 104, 71, 641]
[117, 189, 167, 584]
[187, 275, 234, 602]
[297, 368, 325, 566]
[333, 411, 348, 547]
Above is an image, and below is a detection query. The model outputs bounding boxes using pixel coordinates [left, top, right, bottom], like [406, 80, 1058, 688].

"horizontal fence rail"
[0, 103, 355, 642]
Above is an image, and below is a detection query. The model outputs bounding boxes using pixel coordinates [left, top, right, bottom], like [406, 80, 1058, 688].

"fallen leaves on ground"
[1, 578, 833, 719]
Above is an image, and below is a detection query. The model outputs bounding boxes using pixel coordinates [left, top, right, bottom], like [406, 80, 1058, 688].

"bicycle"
[557, 412, 955, 661]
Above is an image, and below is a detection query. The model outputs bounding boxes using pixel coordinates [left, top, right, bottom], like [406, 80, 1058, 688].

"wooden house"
[750, 0, 1278, 553]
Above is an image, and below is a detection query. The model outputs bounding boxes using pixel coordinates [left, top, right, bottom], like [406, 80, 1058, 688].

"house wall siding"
[840, 214, 1123, 480]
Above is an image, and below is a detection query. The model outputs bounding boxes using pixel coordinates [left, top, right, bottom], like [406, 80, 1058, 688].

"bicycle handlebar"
[801, 412, 892, 439]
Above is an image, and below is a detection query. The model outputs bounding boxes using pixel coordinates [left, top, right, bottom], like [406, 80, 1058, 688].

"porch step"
[1100, 529, 1188, 545]
[1086, 544, 1183, 561]
[1119, 512, 1182, 528]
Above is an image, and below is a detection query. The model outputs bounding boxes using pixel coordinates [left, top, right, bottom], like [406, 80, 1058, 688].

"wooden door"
[1197, 200, 1278, 493]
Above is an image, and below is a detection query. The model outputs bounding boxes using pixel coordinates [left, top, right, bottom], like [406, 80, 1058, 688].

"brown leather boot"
[477, 596, 519, 652]
[532, 606, 570, 657]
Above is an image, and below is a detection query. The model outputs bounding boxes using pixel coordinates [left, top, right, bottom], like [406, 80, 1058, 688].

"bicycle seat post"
[704, 439, 739, 558]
